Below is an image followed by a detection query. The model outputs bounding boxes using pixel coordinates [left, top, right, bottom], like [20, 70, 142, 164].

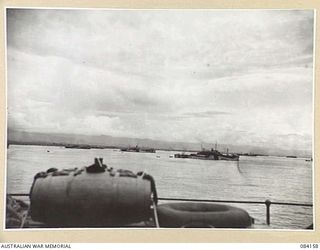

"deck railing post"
[265, 199, 271, 225]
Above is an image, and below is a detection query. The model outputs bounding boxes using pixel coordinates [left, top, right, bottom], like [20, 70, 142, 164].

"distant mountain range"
[7, 129, 312, 157]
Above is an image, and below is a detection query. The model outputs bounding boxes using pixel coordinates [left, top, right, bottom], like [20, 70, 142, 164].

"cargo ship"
[121, 145, 156, 153]
[174, 148, 239, 161]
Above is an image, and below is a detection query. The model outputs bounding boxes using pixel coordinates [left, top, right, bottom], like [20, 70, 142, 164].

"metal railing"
[158, 197, 313, 225]
[8, 193, 29, 197]
[8, 193, 313, 226]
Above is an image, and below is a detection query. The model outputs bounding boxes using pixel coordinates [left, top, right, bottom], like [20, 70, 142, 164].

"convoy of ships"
[120, 144, 240, 161]
[37, 142, 311, 162]
[6, 142, 312, 228]
[65, 142, 240, 161]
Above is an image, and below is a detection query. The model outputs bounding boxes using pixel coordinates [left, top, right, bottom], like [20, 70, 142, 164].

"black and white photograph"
[5, 8, 314, 230]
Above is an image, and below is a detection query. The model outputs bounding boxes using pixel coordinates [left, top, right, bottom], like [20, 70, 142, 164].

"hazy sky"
[7, 9, 314, 150]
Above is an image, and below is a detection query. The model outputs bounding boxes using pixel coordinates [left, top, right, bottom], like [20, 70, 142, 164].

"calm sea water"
[6, 145, 313, 229]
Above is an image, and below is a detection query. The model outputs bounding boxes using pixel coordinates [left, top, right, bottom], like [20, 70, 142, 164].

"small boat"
[174, 153, 191, 159]
[306, 157, 313, 162]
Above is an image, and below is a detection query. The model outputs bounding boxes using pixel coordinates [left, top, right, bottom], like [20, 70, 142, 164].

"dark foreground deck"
[6, 194, 313, 229]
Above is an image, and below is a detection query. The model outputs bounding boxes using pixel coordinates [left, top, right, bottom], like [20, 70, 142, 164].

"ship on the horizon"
[120, 145, 156, 153]
[174, 144, 239, 161]
[65, 144, 91, 149]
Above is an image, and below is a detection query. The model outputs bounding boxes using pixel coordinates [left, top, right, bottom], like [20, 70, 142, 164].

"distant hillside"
[7, 129, 312, 157]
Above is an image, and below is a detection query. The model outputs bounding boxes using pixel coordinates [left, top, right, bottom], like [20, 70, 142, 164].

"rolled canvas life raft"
[29, 158, 253, 228]
[157, 202, 253, 228]
[30, 158, 156, 227]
